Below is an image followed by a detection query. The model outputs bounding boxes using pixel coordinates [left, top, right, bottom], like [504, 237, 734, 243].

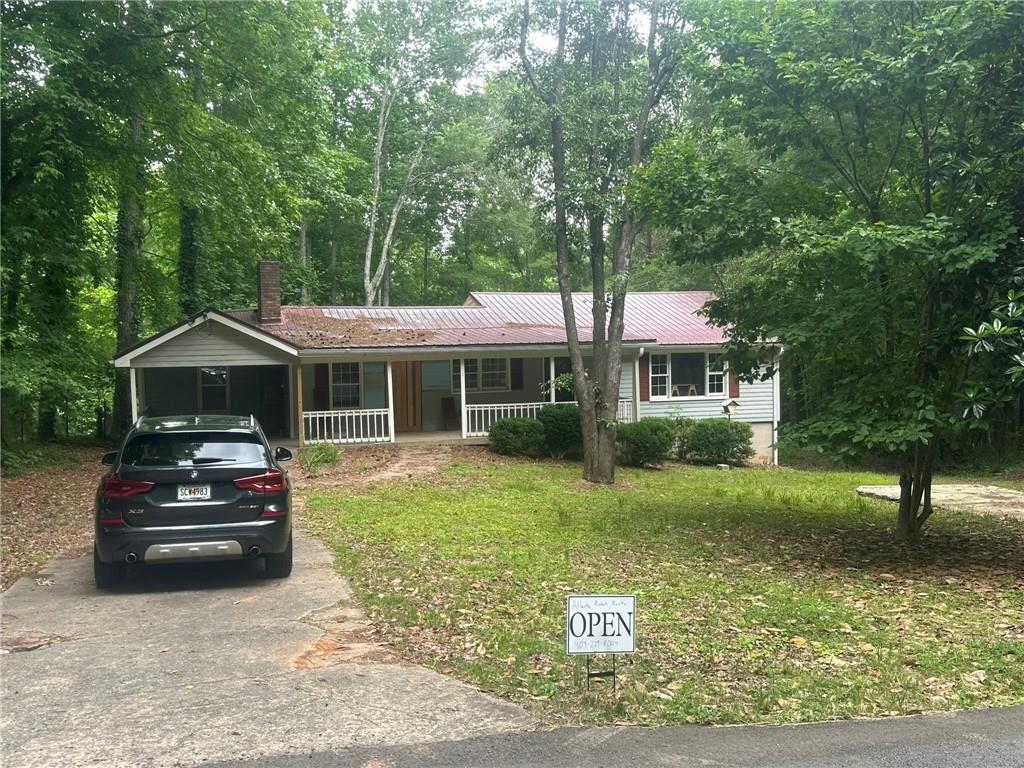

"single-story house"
[113, 262, 781, 463]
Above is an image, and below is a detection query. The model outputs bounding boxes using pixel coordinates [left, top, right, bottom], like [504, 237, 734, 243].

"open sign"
[565, 595, 636, 655]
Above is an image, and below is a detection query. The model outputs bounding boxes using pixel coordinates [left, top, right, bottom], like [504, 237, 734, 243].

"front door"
[392, 361, 422, 433]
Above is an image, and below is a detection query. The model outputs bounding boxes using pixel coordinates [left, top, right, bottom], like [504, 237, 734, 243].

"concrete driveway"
[0, 526, 531, 768]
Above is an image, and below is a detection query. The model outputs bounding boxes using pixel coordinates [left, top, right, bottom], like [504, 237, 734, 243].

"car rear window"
[122, 433, 267, 467]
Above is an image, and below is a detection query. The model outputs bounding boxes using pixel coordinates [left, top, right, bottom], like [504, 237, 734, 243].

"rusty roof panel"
[226, 291, 722, 350]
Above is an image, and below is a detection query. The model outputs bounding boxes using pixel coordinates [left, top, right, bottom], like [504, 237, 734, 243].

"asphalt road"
[206, 705, 1024, 768]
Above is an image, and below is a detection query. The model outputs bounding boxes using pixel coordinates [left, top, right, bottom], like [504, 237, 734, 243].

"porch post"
[548, 356, 556, 403]
[295, 364, 304, 447]
[459, 358, 467, 439]
[129, 367, 139, 424]
[632, 352, 640, 423]
[386, 360, 396, 443]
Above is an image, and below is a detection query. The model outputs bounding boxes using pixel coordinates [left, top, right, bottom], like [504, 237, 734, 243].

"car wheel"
[93, 545, 127, 589]
[264, 533, 293, 579]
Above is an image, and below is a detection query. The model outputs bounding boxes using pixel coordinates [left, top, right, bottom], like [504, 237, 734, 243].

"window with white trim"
[199, 367, 229, 412]
[707, 353, 726, 395]
[452, 358, 508, 392]
[649, 352, 727, 399]
[331, 362, 361, 408]
[650, 354, 669, 398]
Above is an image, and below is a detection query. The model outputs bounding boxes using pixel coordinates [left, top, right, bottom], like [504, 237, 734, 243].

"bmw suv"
[94, 415, 293, 588]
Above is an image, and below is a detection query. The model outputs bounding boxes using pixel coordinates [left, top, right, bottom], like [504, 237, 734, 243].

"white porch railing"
[304, 409, 391, 444]
[617, 398, 633, 422]
[465, 402, 548, 437]
[465, 398, 635, 438]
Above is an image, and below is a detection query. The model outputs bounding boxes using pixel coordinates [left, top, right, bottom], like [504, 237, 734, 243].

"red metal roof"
[226, 291, 724, 350]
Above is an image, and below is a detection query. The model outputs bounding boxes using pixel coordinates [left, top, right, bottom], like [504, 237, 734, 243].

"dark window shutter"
[314, 363, 330, 410]
[510, 358, 524, 390]
[639, 354, 650, 402]
[728, 371, 740, 399]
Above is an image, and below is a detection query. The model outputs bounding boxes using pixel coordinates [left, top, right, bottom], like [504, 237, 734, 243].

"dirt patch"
[297, 443, 465, 490]
[1, 445, 103, 591]
[292, 602, 395, 669]
[1, 630, 73, 654]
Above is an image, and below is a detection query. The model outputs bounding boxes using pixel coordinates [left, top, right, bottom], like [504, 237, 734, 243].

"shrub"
[537, 403, 583, 458]
[616, 418, 677, 467]
[676, 418, 755, 465]
[300, 442, 342, 475]
[488, 417, 546, 457]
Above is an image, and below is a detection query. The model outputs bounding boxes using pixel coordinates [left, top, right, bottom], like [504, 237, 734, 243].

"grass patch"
[303, 456, 1024, 726]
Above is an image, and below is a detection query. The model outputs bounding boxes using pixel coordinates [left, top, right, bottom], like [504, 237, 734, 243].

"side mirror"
[101, 451, 118, 466]
[274, 447, 293, 462]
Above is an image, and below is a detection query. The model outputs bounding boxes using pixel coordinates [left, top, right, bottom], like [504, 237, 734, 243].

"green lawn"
[303, 455, 1024, 725]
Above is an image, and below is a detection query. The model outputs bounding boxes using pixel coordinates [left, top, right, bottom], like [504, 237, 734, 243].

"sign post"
[566, 595, 636, 691]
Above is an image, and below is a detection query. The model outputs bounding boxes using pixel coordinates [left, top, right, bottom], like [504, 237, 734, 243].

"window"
[650, 354, 669, 398]
[331, 362, 361, 408]
[707, 353, 726, 395]
[670, 353, 705, 397]
[123, 433, 265, 467]
[452, 358, 508, 392]
[481, 358, 508, 389]
[649, 352, 727, 399]
[199, 367, 228, 412]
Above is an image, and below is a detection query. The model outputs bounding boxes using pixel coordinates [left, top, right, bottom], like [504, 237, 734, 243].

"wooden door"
[392, 361, 422, 433]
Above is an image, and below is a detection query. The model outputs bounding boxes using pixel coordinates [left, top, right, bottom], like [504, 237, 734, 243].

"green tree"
[516, 0, 685, 483]
[645, 0, 1024, 540]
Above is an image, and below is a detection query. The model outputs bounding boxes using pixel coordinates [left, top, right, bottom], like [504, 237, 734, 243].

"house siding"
[132, 321, 294, 368]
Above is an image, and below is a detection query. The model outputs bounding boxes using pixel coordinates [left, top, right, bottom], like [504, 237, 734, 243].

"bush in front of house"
[676, 418, 755, 465]
[616, 417, 677, 467]
[488, 417, 546, 457]
[537, 403, 583, 458]
[300, 442, 342, 475]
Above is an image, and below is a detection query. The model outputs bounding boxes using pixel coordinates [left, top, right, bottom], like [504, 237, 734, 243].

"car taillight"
[101, 474, 155, 499]
[234, 470, 287, 493]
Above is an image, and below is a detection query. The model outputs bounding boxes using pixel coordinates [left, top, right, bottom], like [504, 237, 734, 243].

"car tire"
[93, 545, 126, 589]
[264, 533, 293, 579]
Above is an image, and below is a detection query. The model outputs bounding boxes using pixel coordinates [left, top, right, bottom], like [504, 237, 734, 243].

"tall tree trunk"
[298, 217, 310, 304]
[178, 203, 200, 316]
[381, 263, 391, 306]
[113, 114, 145, 435]
[328, 237, 338, 304]
[422, 234, 429, 304]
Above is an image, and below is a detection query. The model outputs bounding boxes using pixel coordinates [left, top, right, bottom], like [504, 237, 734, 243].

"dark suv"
[94, 415, 293, 588]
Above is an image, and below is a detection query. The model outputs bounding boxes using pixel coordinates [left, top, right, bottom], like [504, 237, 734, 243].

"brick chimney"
[257, 261, 281, 324]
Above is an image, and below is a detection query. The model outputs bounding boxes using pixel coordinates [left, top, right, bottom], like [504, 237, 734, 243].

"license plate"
[177, 484, 211, 501]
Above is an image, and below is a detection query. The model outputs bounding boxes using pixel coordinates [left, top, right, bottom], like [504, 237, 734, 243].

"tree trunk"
[328, 237, 338, 304]
[895, 442, 936, 543]
[178, 203, 200, 316]
[422, 235, 429, 304]
[298, 217, 310, 304]
[38, 389, 58, 441]
[112, 114, 145, 435]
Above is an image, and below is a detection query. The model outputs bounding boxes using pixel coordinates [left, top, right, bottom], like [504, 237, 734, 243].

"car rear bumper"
[94, 517, 291, 563]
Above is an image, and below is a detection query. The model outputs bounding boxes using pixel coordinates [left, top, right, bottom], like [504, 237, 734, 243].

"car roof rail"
[250, 414, 255, 429]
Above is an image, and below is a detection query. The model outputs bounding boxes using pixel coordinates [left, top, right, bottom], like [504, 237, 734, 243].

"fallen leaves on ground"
[301, 449, 1024, 727]
[1, 445, 104, 590]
